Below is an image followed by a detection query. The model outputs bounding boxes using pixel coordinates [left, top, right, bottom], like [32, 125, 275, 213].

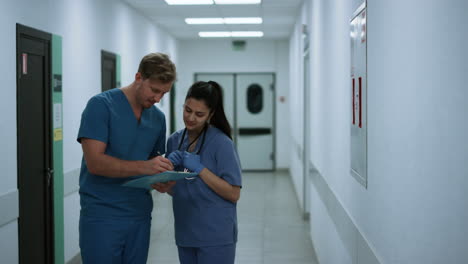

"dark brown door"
[16, 24, 54, 264]
[101, 50, 116, 92]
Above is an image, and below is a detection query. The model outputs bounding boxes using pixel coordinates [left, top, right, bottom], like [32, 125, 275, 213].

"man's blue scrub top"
[167, 126, 242, 247]
[77, 89, 166, 219]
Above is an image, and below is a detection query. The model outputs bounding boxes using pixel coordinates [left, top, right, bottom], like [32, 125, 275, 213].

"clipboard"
[122, 171, 197, 190]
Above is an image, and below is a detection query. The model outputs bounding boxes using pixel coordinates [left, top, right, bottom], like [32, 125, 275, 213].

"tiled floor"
[147, 171, 319, 264]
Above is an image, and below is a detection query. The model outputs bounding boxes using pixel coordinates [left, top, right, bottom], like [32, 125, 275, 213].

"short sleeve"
[166, 133, 176, 154]
[215, 137, 242, 187]
[77, 96, 109, 144]
[150, 114, 166, 157]
[166, 130, 182, 156]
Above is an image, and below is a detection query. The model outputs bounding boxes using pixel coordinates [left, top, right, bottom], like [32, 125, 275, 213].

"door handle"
[46, 168, 54, 187]
[238, 128, 271, 135]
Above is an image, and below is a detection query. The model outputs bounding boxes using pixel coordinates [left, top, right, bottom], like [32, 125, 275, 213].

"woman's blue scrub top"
[77, 89, 166, 219]
[167, 126, 242, 247]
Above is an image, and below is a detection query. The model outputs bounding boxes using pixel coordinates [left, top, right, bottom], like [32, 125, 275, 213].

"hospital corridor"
[147, 171, 318, 264]
[1, 0, 468, 264]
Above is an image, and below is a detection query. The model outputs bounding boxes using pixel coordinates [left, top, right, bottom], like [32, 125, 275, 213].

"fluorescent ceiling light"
[186, 17, 262, 25]
[231, 31, 263, 37]
[214, 0, 261, 4]
[199, 31, 232, 37]
[199, 31, 264, 37]
[186, 18, 224, 24]
[165, 0, 213, 5]
[165, 0, 261, 5]
[224, 17, 262, 24]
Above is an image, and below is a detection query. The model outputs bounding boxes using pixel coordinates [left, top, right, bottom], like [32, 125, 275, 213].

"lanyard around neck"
[177, 125, 208, 154]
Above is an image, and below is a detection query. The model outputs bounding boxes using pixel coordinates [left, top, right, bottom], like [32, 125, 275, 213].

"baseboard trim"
[307, 162, 381, 264]
[64, 168, 80, 196]
[275, 168, 289, 173]
[0, 190, 19, 227]
[67, 252, 81, 264]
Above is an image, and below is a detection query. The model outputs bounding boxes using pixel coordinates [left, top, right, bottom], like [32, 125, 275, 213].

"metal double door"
[195, 73, 275, 171]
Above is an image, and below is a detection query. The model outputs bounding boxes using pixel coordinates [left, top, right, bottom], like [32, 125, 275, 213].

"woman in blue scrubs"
[154, 80, 242, 264]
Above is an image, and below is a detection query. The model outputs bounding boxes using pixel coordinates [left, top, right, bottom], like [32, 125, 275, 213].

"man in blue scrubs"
[77, 52, 176, 263]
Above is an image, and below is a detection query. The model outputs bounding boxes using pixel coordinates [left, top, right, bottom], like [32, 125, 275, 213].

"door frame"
[170, 83, 177, 134]
[16, 23, 54, 264]
[302, 49, 311, 220]
[101, 50, 117, 92]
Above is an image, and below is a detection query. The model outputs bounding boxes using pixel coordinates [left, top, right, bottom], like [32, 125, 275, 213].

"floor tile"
[147, 171, 319, 264]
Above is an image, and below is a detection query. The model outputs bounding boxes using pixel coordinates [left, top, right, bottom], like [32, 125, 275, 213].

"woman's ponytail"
[185, 81, 232, 139]
[207, 81, 231, 139]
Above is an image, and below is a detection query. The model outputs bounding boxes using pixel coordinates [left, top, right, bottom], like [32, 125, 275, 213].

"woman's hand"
[183, 152, 205, 174]
[166, 150, 183, 167]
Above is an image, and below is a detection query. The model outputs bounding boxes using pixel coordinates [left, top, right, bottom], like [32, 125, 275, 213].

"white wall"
[177, 39, 290, 169]
[290, 0, 468, 263]
[288, 0, 311, 211]
[0, 0, 178, 262]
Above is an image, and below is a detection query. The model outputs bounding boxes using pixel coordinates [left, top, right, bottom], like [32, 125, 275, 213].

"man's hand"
[80, 138, 174, 177]
[143, 156, 174, 175]
[152, 181, 176, 193]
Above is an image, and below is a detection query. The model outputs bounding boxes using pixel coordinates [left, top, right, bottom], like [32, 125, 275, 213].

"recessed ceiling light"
[186, 18, 224, 24]
[224, 17, 262, 24]
[199, 31, 232, 37]
[199, 31, 264, 38]
[214, 0, 261, 4]
[165, 0, 213, 5]
[231, 31, 263, 37]
[186, 17, 262, 25]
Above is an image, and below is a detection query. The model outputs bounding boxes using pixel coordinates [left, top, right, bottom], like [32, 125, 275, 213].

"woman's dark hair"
[186, 81, 231, 139]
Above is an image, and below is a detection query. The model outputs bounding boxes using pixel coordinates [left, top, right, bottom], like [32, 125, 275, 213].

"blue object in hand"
[183, 151, 205, 174]
[167, 151, 183, 166]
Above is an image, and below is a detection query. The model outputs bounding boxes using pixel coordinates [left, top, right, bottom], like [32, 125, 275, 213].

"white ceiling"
[121, 0, 303, 39]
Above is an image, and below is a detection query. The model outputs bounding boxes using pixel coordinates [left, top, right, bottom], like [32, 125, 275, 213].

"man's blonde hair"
[138, 52, 176, 83]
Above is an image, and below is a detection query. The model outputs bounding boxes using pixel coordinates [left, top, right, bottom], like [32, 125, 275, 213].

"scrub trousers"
[177, 244, 236, 264]
[79, 216, 151, 264]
